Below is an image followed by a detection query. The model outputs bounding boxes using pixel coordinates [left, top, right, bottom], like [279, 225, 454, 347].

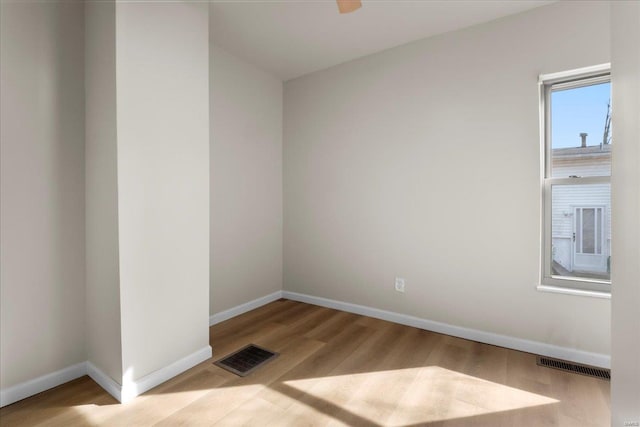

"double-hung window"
[539, 64, 611, 294]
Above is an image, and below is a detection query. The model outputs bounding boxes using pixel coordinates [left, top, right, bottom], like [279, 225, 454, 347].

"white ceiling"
[211, 0, 554, 81]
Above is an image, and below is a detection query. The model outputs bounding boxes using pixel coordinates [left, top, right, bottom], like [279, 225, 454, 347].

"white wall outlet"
[395, 277, 405, 293]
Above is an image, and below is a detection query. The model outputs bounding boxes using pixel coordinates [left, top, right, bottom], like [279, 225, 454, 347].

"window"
[539, 64, 611, 294]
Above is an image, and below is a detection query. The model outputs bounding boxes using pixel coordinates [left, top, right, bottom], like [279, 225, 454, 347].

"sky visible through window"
[551, 82, 611, 149]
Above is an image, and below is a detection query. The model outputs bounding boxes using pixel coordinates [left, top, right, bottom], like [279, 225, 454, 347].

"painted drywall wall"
[611, 1, 640, 424]
[284, 1, 611, 355]
[116, 2, 210, 382]
[210, 43, 283, 315]
[85, 0, 123, 385]
[0, 1, 86, 389]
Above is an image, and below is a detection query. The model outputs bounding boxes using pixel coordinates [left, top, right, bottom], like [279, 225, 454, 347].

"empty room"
[0, 0, 638, 426]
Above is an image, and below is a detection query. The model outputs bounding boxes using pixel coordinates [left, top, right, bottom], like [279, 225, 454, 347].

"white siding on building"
[550, 150, 611, 273]
[551, 184, 612, 239]
[552, 155, 611, 177]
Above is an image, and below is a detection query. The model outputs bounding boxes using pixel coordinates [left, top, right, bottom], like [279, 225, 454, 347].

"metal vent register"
[537, 356, 610, 380]
[214, 344, 278, 377]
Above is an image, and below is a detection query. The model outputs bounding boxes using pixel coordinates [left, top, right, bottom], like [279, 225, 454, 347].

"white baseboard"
[3, 346, 213, 407]
[87, 362, 122, 403]
[0, 361, 87, 408]
[120, 345, 212, 403]
[282, 291, 611, 369]
[209, 291, 283, 326]
[89, 345, 213, 403]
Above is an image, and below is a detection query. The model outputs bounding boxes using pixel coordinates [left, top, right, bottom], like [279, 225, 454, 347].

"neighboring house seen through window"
[539, 64, 611, 294]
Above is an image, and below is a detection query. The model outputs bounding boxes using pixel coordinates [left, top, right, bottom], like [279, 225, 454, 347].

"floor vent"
[537, 356, 610, 380]
[214, 344, 278, 377]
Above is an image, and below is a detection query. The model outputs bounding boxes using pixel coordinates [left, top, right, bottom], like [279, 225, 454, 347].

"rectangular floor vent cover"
[214, 344, 278, 377]
[537, 356, 610, 380]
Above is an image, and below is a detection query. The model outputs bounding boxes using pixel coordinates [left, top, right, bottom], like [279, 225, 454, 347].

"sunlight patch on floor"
[70, 404, 114, 425]
[283, 366, 559, 426]
[70, 383, 264, 425]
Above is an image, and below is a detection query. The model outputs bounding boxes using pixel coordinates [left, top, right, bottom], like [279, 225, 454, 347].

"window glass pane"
[575, 210, 581, 251]
[581, 208, 595, 254]
[596, 208, 602, 254]
[550, 82, 611, 178]
[551, 183, 610, 282]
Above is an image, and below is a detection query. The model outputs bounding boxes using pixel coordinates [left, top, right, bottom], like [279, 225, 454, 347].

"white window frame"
[538, 63, 611, 295]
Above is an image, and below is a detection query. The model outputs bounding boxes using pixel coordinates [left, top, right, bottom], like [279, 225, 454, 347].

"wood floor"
[0, 299, 610, 426]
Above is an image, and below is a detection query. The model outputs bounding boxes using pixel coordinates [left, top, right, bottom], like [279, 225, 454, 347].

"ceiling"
[210, 0, 554, 81]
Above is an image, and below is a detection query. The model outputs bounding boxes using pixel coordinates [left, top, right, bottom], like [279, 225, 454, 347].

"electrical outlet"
[395, 277, 405, 293]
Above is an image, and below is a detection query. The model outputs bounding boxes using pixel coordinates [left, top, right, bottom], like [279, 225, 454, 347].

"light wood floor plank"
[0, 301, 610, 426]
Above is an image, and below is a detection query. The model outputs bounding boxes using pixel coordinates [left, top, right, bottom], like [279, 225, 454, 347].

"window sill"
[537, 284, 611, 299]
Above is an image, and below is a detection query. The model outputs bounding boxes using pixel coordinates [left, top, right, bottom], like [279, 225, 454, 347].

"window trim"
[538, 64, 611, 294]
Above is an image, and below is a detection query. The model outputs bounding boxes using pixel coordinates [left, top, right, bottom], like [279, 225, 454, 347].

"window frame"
[538, 63, 611, 295]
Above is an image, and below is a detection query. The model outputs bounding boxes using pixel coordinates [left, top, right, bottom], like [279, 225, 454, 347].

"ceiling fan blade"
[337, 0, 362, 14]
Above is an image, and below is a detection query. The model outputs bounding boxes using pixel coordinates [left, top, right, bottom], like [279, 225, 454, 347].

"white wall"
[210, 43, 283, 315]
[0, 1, 86, 389]
[611, 1, 640, 424]
[116, 2, 211, 382]
[284, 1, 611, 356]
[85, 0, 123, 385]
